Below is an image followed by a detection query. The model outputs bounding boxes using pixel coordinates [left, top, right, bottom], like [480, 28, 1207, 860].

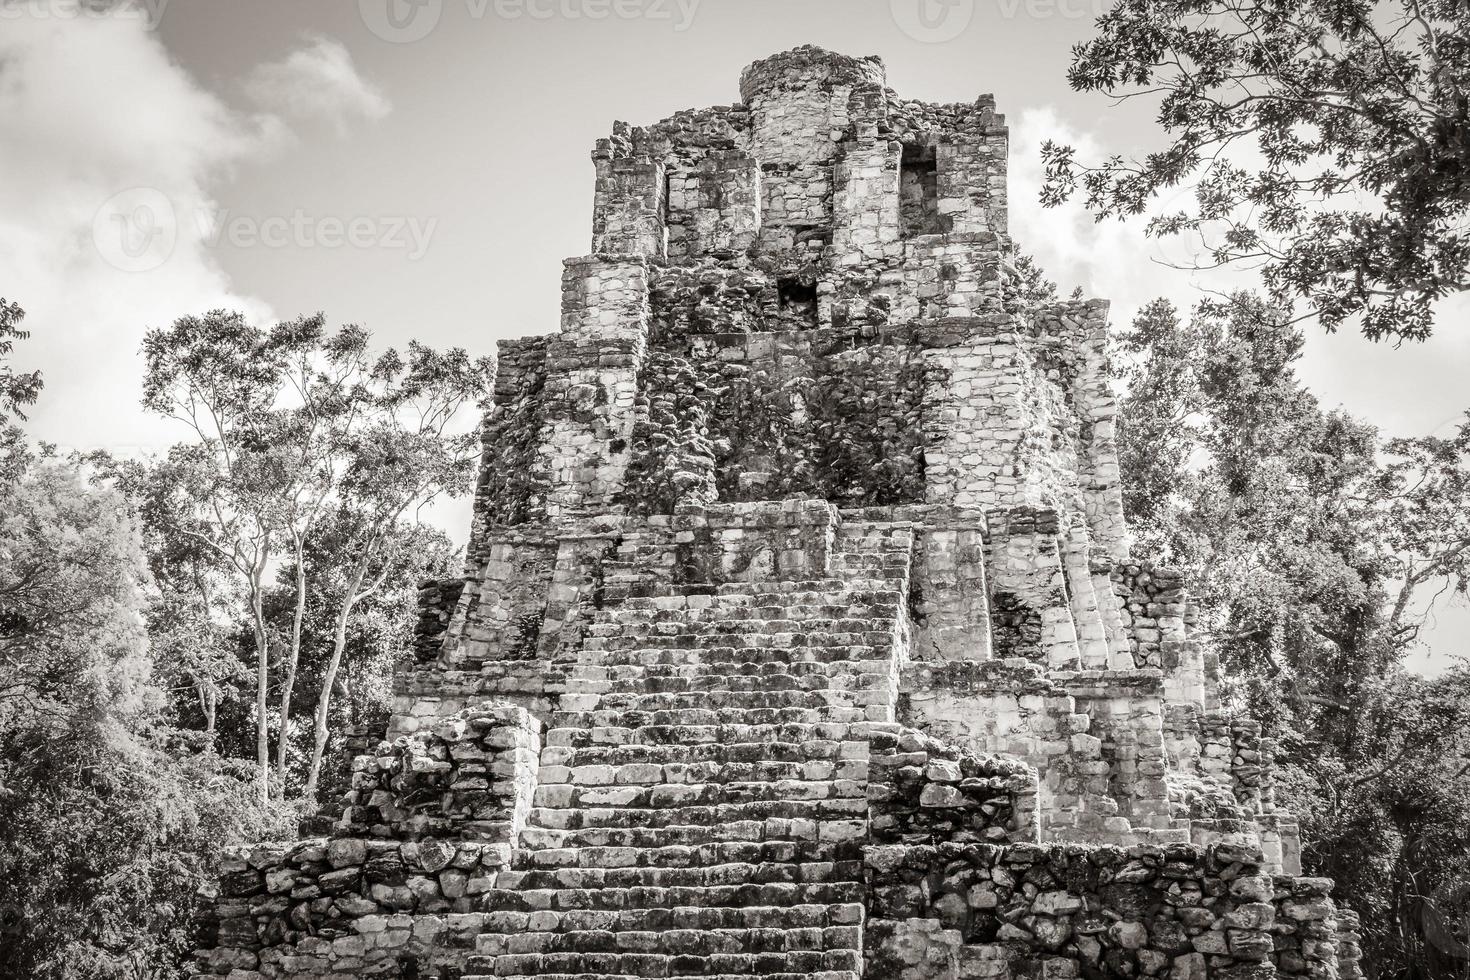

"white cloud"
[0, 10, 390, 457]
[1007, 106, 1469, 431]
[242, 34, 391, 135]
[1007, 105, 1256, 331]
[0, 6, 275, 456]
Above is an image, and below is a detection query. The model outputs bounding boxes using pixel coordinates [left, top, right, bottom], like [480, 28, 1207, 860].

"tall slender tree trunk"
[302, 560, 368, 801]
[275, 537, 309, 789]
[250, 587, 270, 804]
[249, 543, 273, 805]
[194, 571, 219, 738]
[197, 680, 217, 736]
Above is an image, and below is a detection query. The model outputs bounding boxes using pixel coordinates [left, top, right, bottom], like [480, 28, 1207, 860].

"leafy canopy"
[0, 454, 289, 980]
[1043, 0, 1470, 341]
[0, 298, 43, 422]
[1115, 291, 1470, 972]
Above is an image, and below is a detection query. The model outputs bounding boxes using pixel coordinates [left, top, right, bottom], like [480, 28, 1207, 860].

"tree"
[1117, 292, 1385, 674]
[136, 348, 279, 799]
[1280, 667, 1470, 977]
[0, 460, 154, 737]
[0, 298, 43, 423]
[271, 517, 457, 802]
[1042, 0, 1470, 341]
[93, 451, 250, 737]
[1, 298, 42, 486]
[1112, 298, 1198, 542]
[299, 339, 488, 799]
[1377, 419, 1470, 649]
[141, 312, 490, 801]
[0, 454, 288, 980]
[1115, 290, 1470, 972]
[143, 311, 365, 799]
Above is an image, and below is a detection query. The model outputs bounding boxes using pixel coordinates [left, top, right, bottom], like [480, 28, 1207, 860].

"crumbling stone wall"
[868, 725, 1039, 847]
[338, 705, 540, 845]
[473, 336, 546, 532]
[194, 705, 541, 979]
[412, 577, 465, 665]
[865, 841, 1353, 980]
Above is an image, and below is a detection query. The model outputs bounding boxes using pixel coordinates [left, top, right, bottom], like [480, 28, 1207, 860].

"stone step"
[548, 706, 875, 729]
[582, 646, 882, 669]
[526, 798, 868, 831]
[536, 758, 867, 789]
[594, 616, 894, 636]
[514, 838, 865, 871]
[470, 902, 860, 938]
[476, 880, 865, 913]
[542, 740, 857, 768]
[590, 644, 889, 667]
[544, 721, 878, 748]
[531, 778, 867, 811]
[469, 553, 892, 980]
[496, 858, 863, 891]
[572, 660, 893, 682]
[519, 821, 837, 849]
[558, 690, 866, 713]
[482, 974, 858, 980]
[586, 626, 893, 648]
[614, 579, 898, 602]
[591, 609, 899, 630]
[472, 947, 862, 977]
[470, 923, 859, 957]
[561, 677, 890, 699]
[568, 670, 881, 691]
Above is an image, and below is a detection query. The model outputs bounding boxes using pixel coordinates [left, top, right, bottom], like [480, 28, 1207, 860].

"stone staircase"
[462, 577, 908, 979]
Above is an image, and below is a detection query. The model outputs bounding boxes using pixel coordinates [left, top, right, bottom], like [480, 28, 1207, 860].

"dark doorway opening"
[899, 144, 948, 238]
[777, 278, 819, 328]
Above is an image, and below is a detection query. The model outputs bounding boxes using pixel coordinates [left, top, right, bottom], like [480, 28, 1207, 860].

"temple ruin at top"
[193, 46, 1363, 980]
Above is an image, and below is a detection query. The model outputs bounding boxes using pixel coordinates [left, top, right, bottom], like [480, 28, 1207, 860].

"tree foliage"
[1043, 0, 1470, 341]
[1116, 291, 1470, 975]
[0, 460, 154, 737]
[265, 515, 456, 804]
[0, 454, 288, 980]
[139, 311, 490, 800]
[0, 301, 476, 976]
[0, 298, 43, 423]
[0, 299, 42, 487]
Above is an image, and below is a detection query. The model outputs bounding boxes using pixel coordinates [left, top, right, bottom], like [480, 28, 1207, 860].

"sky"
[1, 0, 1466, 670]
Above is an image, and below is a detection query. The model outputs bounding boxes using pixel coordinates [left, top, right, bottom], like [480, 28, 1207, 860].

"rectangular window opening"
[899, 144, 948, 238]
[777, 278, 819, 329]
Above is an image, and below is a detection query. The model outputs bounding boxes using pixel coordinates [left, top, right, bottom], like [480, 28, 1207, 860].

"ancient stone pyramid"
[193, 46, 1364, 980]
